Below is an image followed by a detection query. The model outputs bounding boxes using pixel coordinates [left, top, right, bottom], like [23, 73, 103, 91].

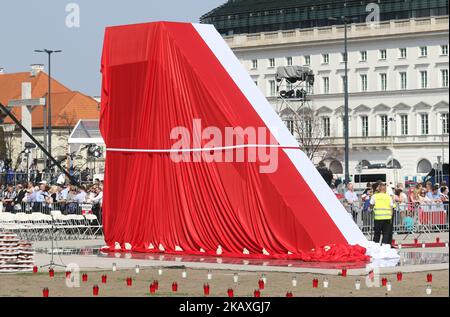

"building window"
[399, 48, 407, 59]
[361, 116, 369, 137]
[381, 115, 389, 137]
[399, 72, 407, 90]
[441, 69, 449, 87]
[360, 51, 367, 61]
[360, 74, 368, 92]
[420, 114, 429, 135]
[305, 119, 312, 138]
[380, 73, 387, 91]
[268, 58, 275, 68]
[269, 80, 276, 96]
[323, 77, 329, 94]
[441, 44, 448, 56]
[379, 49, 387, 60]
[322, 117, 330, 137]
[420, 71, 428, 88]
[304, 55, 310, 65]
[285, 119, 294, 134]
[400, 115, 408, 135]
[322, 54, 329, 64]
[286, 56, 293, 66]
[419, 46, 428, 57]
[442, 113, 449, 134]
[251, 59, 258, 69]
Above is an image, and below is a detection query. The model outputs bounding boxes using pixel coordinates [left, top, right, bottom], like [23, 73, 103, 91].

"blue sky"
[0, 0, 225, 96]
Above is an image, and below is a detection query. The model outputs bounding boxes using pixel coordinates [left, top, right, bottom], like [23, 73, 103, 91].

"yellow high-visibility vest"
[373, 193, 392, 220]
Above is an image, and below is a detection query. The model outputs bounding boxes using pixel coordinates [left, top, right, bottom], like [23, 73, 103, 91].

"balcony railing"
[323, 134, 449, 147]
[224, 16, 449, 48]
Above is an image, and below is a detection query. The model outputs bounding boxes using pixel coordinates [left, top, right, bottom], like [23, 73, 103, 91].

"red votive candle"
[397, 272, 403, 281]
[172, 282, 178, 292]
[382, 278, 387, 286]
[436, 237, 440, 244]
[42, 288, 49, 297]
[33, 266, 38, 273]
[82, 273, 88, 282]
[65, 271, 71, 278]
[254, 289, 261, 297]
[258, 279, 265, 290]
[414, 238, 418, 244]
[126, 277, 132, 286]
[203, 283, 210, 296]
[427, 273, 433, 283]
[149, 283, 156, 294]
[153, 280, 159, 290]
[93, 285, 99, 296]
[341, 268, 347, 277]
[286, 291, 293, 297]
[227, 288, 234, 298]
[49, 268, 54, 278]
[101, 275, 107, 284]
[312, 278, 319, 288]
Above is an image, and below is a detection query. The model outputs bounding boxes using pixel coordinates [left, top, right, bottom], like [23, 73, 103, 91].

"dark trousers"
[373, 219, 393, 245]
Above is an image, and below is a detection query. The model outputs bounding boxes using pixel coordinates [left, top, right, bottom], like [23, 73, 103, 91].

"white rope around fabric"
[107, 144, 300, 153]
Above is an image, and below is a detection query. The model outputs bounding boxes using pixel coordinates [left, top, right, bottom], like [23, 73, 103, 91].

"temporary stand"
[0, 102, 77, 270]
[274, 65, 315, 116]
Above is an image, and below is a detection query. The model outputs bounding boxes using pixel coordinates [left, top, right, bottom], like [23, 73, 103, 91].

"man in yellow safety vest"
[370, 182, 394, 245]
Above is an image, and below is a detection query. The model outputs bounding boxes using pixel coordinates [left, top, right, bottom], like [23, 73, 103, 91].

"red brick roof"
[0, 71, 99, 128]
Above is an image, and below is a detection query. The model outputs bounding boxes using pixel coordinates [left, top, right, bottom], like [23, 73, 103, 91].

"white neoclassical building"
[223, 16, 449, 183]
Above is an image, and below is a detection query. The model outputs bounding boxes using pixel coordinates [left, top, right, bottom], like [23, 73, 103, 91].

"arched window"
[417, 159, 432, 174]
[329, 160, 343, 174]
[387, 159, 402, 169]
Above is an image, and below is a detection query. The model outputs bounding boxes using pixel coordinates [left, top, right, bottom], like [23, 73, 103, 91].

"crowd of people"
[341, 180, 449, 244]
[0, 179, 103, 216]
[343, 180, 449, 213]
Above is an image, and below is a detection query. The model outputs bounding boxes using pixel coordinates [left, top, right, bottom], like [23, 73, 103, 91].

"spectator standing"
[370, 182, 394, 245]
[2, 185, 16, 212]
[344, 183, 359, 222]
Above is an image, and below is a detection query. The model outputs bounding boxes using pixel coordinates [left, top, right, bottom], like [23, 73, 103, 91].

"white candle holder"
[182, 270, 187, 279]
[386, 281, 392, 292]
[355, 279, 361, 290]
[292, 277, 298, 287]
[261, 274, 267, 284]
[135, 265, 140, 274]
[233, 273, 239, 283]
[323, 278, 329, 288]
[112, 263, 117, 272]
[426, 285, 432, 295]
[421, 243, 426, 248]
[158, 268, 163, 276]
[207, 271, 212, 280]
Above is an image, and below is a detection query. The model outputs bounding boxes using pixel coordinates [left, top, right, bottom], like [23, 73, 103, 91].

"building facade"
[202, 2, 449, 183]
[0, 66, 104, 180]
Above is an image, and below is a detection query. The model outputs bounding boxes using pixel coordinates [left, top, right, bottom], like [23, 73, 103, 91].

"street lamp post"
[34, 49, 62, 169]
[329, 16, 353, 184]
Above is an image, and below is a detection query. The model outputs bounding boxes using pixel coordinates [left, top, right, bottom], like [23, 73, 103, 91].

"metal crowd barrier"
[0, 201, 102, 241]
[345, 202, 449, 238]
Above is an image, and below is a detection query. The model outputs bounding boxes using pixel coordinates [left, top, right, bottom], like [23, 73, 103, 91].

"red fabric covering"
[99, 21, 367, 262]
[100, 244, 369, 263]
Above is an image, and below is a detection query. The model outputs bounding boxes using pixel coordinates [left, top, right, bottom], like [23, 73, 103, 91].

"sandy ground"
[0, 267, 447, 297]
